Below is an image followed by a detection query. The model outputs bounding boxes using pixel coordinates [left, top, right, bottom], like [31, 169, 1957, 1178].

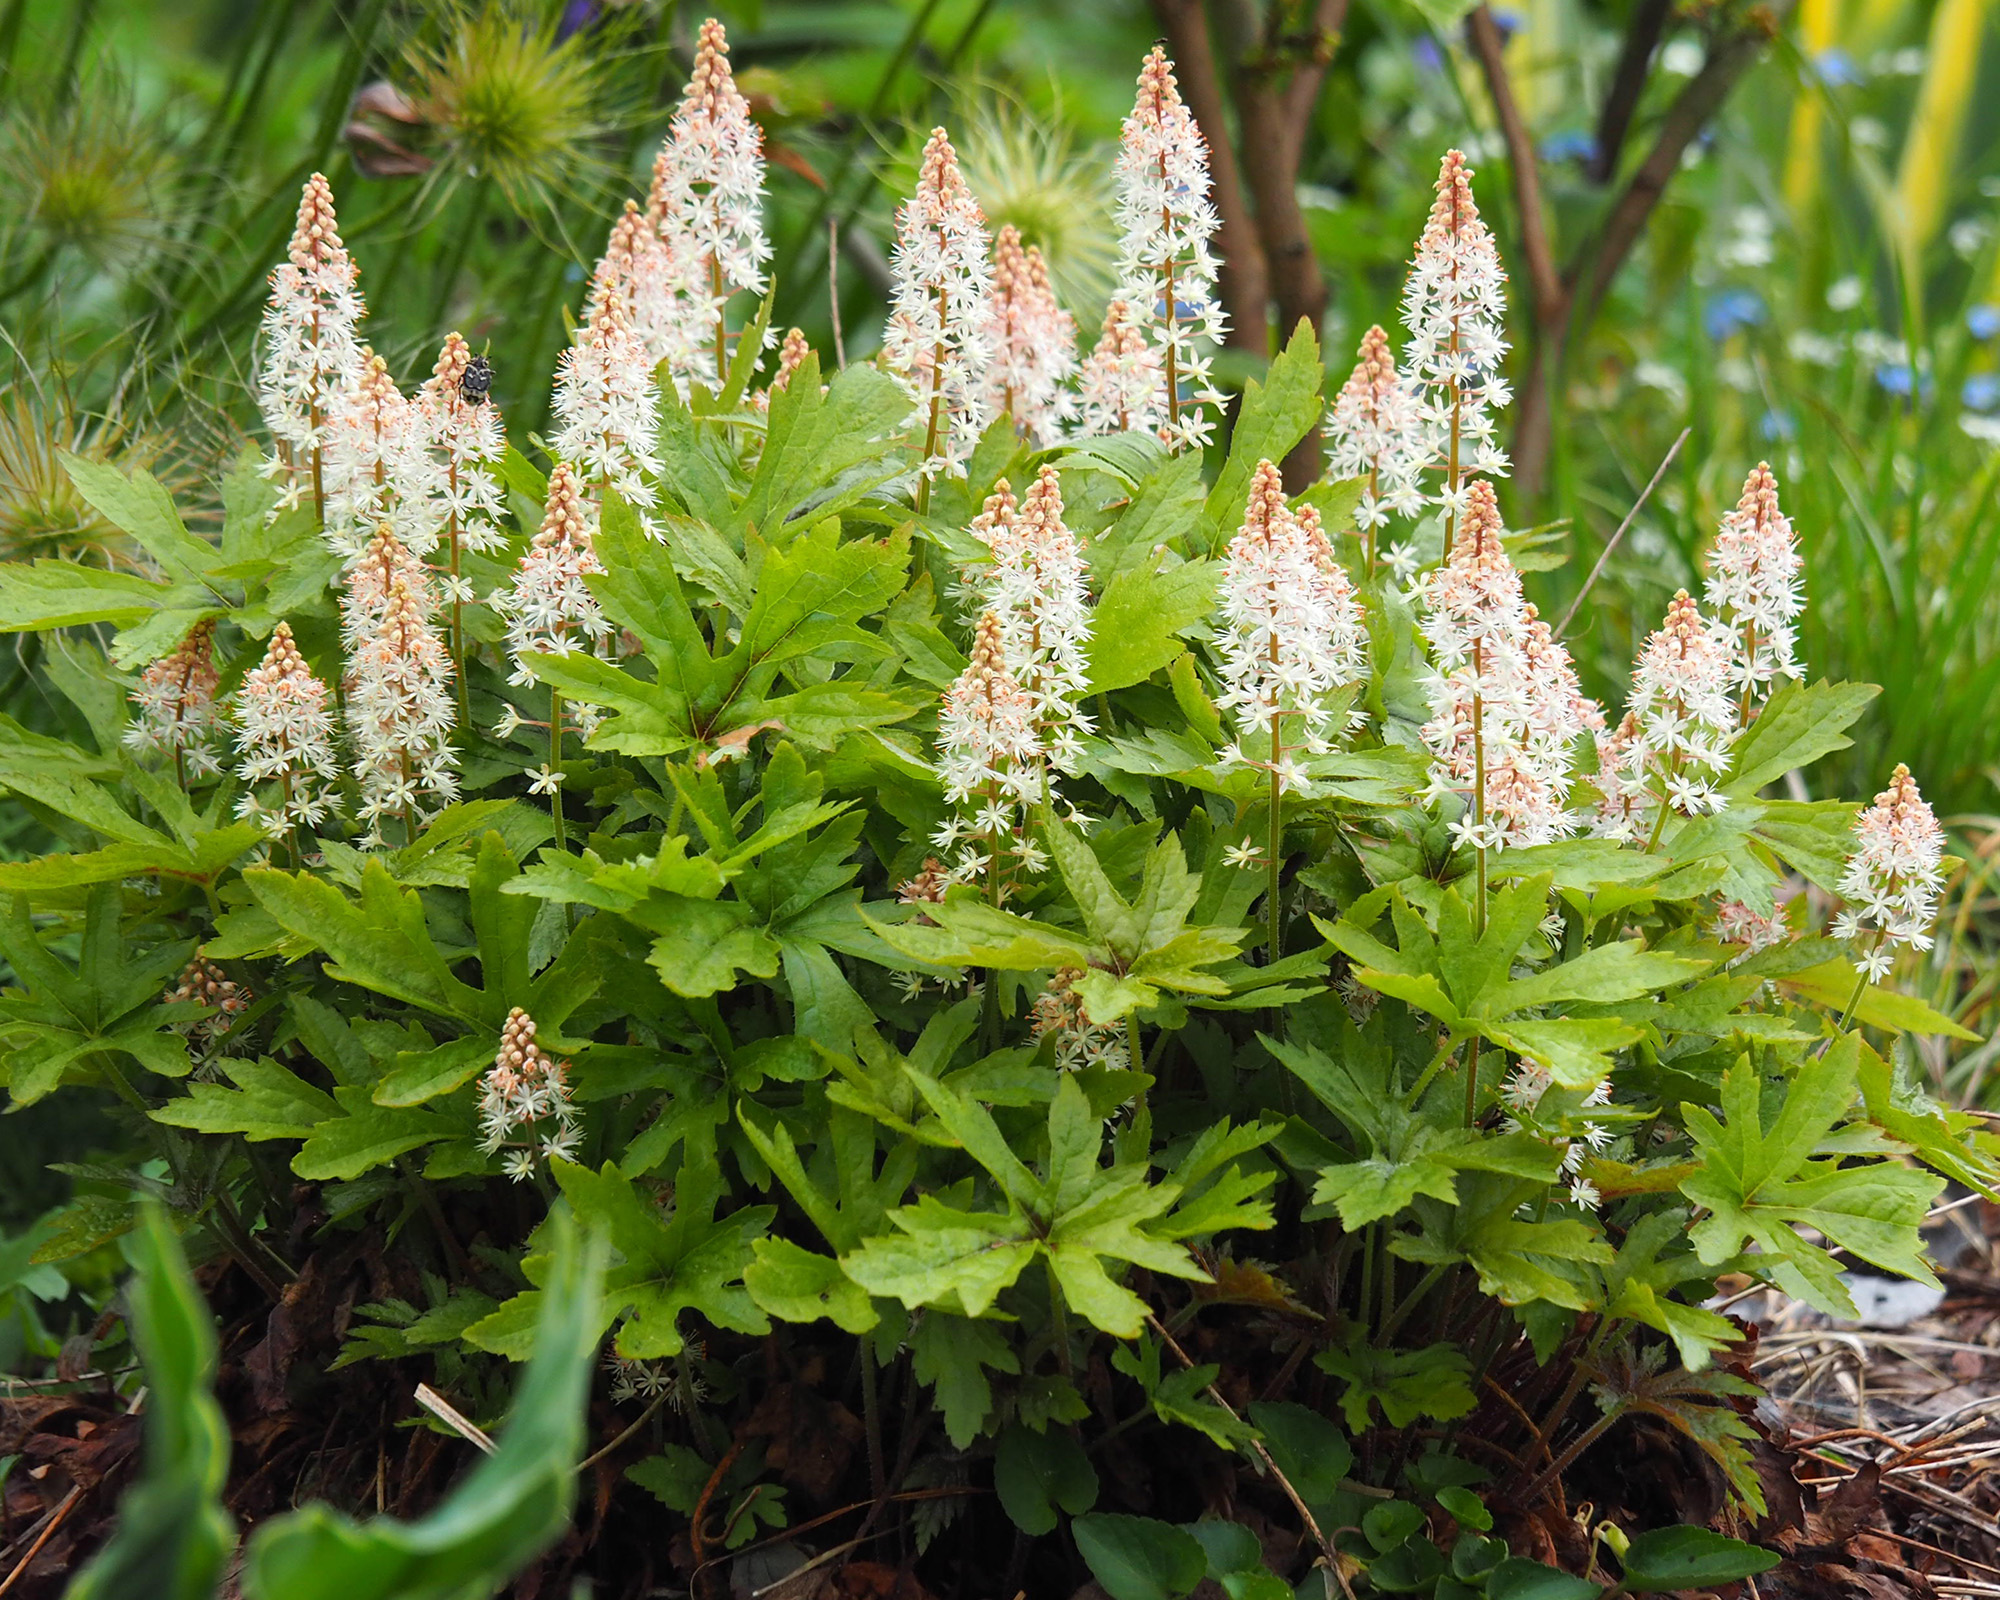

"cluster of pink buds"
[883, 127, 995, 491]
[165, 956, 251, 1043]
[1030, 968, 1130, 1071]
[1112, 48, 1226, 453]
[1704, 461, 1804, 713]
[753, 327, 813, 413]
[233, 621, 340, 837]
[478, 1007, 582, 1181]
[982, 225, 1076, 447]
[1213, 461, 1369, 795]
[1834, 764, 1945, 977]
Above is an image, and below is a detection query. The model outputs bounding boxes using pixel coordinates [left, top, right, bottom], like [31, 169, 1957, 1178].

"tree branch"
[1569, 19, 1776, 330]
[1588, 0, 1674, 183]
[1151, 0, 1270, 351]
[1465, 5, 1565, 330]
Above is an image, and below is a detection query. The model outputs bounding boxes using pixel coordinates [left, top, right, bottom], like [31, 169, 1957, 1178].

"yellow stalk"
[1893, 0, 1995, 259]
[1782, 0, 1840, 221]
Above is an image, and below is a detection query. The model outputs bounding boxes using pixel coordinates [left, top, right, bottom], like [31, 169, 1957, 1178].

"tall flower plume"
[257, 173, 366, 514]
[342, 527, 458, 835]
[552, 269, 663, 534]
[127, 621, 224, 779]
[646, 17, 770, 392]
[1606, 589, 1736, 840]
[1834, 764, 1945, 977]
[982, 225, 1076, 447]
[1418, 481, 1592, 850]
[233, 621, 339, 836]
[883, 127, 994, 496]
[1325, 325, 1430, 561]
[478, 1007, 581, 1181]
[1704, 461, 1804, 716]
[1400, 151, 1510, 519]
[495, 462, 611, 689]
[1214, 461, 1369, 795]
[933, 611, 1046, 894]
[1113, 47, 1227, 454]
[1071, 297, 1163, 440]
[974, 465, 1094, 782]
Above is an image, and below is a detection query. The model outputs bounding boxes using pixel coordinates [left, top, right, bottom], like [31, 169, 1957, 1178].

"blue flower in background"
[1490, 9, 1523, 41]
[1969, 304, 2000, 341]
[1413, 36, 1444, 72]
[1759, 409, 1796, 441]
[1814, 48, 1863, 85]
[1874, 364, 1930, 403]
[1541, 130, 1597, 163]
[1964, 374, 2000, 413]
[1704, 289, 1765, 341]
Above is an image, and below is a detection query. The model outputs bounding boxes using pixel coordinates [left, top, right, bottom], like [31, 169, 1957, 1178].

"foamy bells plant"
[2, 56, 1993, 1592]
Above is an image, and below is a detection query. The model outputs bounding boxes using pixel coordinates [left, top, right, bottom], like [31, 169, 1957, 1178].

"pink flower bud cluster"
[1834, 764, 1945, 977]
[1400, 151, 1511, 511]
[126, 621, 225, 777]
[1418, 482, 1599, 849]
[1213, 462, 1369, 795]
[1112, 48, 1227, 453]
[883, 128, 995, 487]
[232, 622, 339, 836]
[972, 466, 1094, 783]
[1704, 461, 1804, 705]
[983, 225, 1076, 448]
[478, 1007, 582, 1181]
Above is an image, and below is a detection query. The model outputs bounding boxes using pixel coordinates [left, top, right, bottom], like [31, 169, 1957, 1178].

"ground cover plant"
[0, 20, 1993, 1600]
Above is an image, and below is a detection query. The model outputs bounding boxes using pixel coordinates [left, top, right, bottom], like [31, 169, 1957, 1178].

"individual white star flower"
[1222, 839, 1264, 870]
[882, 126, 994, 496]
[1568, 1177, 1601, 1210]
[1112, 47, 1227, 453]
